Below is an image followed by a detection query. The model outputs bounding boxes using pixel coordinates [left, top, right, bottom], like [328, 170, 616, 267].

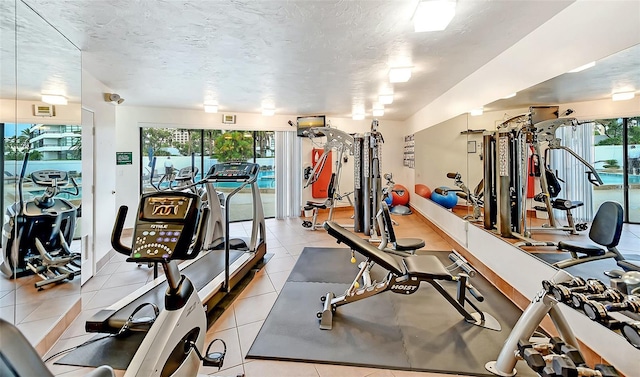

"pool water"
[598, 172, 640, 185]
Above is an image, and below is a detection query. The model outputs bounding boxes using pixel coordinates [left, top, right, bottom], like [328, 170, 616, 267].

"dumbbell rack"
[486, 270, 639, 377]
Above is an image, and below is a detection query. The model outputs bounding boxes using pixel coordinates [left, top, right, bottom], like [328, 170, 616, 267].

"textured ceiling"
[3, 0, 582, 120]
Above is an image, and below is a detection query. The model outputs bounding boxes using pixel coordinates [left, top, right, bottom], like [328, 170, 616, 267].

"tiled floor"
[5, 207, 639, 376]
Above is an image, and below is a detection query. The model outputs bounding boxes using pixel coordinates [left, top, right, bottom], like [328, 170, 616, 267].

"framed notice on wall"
[403, 134, 415, 168]
[116, 152, 133, 165]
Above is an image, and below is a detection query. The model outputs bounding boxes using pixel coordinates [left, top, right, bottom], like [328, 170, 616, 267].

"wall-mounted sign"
[116, 152, 133, 165]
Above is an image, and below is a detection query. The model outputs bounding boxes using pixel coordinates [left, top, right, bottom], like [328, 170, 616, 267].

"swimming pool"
[598, 172, 640, 185]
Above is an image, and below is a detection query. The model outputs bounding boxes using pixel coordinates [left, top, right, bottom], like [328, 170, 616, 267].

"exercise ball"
[415, 184, 431, 199]
[391, 184, 410, 206]
[430, 187, 458, 209]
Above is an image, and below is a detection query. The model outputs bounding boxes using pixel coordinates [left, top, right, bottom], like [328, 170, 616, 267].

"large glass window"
[141, 127, 276, 221]
[593, 117, 640, 223]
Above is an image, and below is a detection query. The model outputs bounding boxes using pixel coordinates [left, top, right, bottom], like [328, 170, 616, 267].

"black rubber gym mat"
[247, 247, 538, 376]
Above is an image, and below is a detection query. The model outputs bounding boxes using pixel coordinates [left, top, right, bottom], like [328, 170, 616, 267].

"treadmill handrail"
[111, 206, 132, 256]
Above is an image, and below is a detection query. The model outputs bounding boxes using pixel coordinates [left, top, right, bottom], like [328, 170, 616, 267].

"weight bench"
[318, 221, 501, 331]
[375, 201, 425, 256]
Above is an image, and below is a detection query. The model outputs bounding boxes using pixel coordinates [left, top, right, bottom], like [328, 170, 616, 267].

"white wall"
[82, 69, 117, 263]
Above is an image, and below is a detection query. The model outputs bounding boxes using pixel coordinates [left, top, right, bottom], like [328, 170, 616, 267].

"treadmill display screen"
[142, 196, 192, 220]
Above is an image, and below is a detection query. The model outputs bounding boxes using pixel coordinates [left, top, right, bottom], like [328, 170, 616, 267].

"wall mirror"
[467, 43, 639, 279]
[0, 0, 82, 351]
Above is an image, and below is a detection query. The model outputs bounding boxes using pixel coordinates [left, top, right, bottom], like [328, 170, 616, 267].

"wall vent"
[33, 104, 55, 117]
[222, 114, 236, 124]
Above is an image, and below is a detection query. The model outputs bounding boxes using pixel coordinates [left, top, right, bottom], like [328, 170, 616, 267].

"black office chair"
[555, 201, 628, 270]
[0, 318, 115, 377]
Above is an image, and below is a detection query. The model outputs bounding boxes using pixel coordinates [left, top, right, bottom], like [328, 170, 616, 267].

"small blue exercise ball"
[430, 187, 458, 209]
[384, 195, 393, 206]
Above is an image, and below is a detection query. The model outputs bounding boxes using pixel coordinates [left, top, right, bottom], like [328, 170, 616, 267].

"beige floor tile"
[100, 269, 152, 290]
[236, 271, 276, 300]
[79, 274, 110, 292]
[83, 283, 145, 310]
[233, 292, 278, 327]
[22, 296, 78, 323]
[266, 270, 289, 292]
[237, 320, 264, 358]
[263, 255, 296, 274]
[208, 304, 237, 333]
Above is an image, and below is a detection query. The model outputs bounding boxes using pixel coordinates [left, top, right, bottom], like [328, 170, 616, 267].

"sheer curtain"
[549, 122, 596, 222]
[275, 131, 301, 218]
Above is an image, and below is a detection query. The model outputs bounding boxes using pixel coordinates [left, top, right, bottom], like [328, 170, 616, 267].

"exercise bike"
[110, 191, 227, 376]
[440, 172, 483, 222]
[0, 152, 81, 289]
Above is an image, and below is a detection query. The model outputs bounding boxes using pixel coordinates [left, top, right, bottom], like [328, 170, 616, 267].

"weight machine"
[301, 126, 355, 230]
[483, 106, 603, 244]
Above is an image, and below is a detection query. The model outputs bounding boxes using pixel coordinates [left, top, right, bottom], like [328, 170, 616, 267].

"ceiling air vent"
[222, 114, 236, 124]
[33, 104, 55, 117]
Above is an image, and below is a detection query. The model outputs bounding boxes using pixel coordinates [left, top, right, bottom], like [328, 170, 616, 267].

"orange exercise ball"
[414, 184, 432, 199]
[391, 184, 410, 206]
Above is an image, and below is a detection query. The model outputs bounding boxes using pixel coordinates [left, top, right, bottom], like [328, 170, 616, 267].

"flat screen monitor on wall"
[297, 115, 325, 137]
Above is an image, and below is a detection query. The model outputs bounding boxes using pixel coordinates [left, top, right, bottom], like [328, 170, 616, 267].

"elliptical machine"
[0, 152, 81, 289]
[110, 191, 226, 376]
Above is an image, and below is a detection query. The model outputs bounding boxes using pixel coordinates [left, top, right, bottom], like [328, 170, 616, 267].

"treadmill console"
[206, 162, 260, 182]
[131, 192, 201, 261]
[174, 166, 198, 182]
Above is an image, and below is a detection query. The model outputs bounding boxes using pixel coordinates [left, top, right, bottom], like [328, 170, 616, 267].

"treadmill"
[86, 161, 267, 333]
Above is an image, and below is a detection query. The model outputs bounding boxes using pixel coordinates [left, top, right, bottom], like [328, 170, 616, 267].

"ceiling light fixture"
[262, 108, 275, 116]
[612, 91, 635, 101]
[568, 61, 596, 73]
[389, 67, 412, 83]
[470, 108, 483, 116]
[352, 113, 365, 120]
[42, 94, 67, 105]
[372, 108, 385, 117]
[502, 92, 517, 99]
[204, 103, 218, 113]
[379, 94, 394, 105]
[413, 0, 457, 32]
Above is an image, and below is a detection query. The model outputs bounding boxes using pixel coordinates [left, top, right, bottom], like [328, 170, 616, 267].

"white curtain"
[275, 131, 301, 218]
[549, 122, 596, 222]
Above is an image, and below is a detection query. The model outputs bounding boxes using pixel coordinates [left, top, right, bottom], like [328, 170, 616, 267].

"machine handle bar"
[446, 172, 459, 179]
[467, 282, 484, 302]
[448, 251, 477, 278]
[111, 206, 132, 256]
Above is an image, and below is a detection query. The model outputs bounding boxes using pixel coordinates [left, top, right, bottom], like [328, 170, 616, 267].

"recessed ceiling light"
[389, 67, 412, 83]
[41, 94, 67, 105]
[379, 94, 394, 105]
[502, 92, 517, 99]
[568, 61, 596, 73]
[352, 113, 365, 120]
[470, 108, 483, 116]
[372, 108, 384, 117]
[262, 108, 275, 116]
[612, 91, 635, 101]
[204, 103, 218, 113]
[413, 0, 456, 32]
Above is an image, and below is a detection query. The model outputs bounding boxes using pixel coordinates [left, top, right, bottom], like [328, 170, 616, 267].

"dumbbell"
[550, 279, 607, 304]
[570, 287, 625, 309]
[583, 295, 640, 322]
[550, 337, 585, 367]
[542, 276, 586, 293]
[621, 321, 640, 349]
